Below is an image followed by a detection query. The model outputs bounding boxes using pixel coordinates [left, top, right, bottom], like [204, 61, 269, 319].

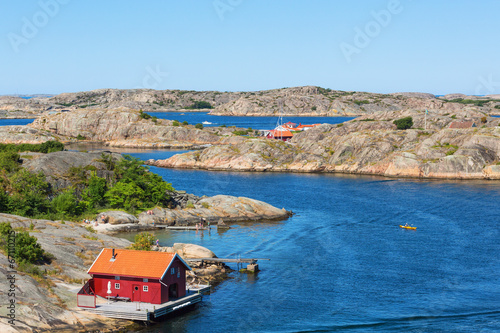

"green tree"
[0, 191, 9, 213]
[51, 190, 78, 216]
[0, 151, 21, 173]
[82, 172, 107, 209]
[131, 232, 155, 251]
[393, 117, 413, 130]
[97, 152, 116, 171]
[140, 171, 173, 206]
[8, 169, 51, 216]
[186, 101, 213, 109]
[15, 231, 45, 264]
[195, 123, 203, 129]
[105, 181, 145, 211]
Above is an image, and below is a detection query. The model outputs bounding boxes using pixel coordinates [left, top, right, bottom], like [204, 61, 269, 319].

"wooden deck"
[84, 286, 210, 321]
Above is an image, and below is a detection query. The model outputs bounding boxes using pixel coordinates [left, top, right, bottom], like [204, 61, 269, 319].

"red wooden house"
[85, 248, 191, 305]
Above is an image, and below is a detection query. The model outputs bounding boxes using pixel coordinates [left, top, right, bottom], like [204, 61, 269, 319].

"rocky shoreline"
[148, 111, 500, 180]
[91, 192, 291, 235]
[0, 214, 234, 332]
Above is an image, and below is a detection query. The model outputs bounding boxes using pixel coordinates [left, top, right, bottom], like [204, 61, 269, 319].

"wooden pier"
[83, 286, 210, 322]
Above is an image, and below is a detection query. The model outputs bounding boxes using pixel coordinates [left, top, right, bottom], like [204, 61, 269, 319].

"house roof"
[87, 248, 191, 279]
[449, 121, 476, 129]
[268, 129, 293, 138]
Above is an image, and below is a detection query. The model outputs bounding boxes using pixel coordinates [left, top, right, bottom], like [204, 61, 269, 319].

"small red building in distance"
[266, 129, 294, 141]
[87, 248, 191, 304]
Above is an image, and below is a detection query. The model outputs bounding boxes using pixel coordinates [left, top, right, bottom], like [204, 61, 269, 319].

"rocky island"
[148, 110, 500, 180]
[2, 86, 500, 118]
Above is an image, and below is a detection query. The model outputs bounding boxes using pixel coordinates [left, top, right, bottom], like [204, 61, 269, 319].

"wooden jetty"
[84, 286, 210, 322]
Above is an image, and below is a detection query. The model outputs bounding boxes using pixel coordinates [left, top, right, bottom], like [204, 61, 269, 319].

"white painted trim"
[87, 248, 105, 274]
[160, 254, 192, 280]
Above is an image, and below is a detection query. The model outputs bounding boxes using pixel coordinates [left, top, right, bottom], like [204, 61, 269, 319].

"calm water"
[146, 112, 354, 129]
[0, 118, 34, 126]
[117, 151, 500, 333]
[0, 118, 498, 332]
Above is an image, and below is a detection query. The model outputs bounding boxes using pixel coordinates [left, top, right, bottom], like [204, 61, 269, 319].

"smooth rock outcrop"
[172, 243, 217, 259]
[100, 211, 139, 225]
[149, 113, 500, 180]
[29, 109, 221, 147]
[0, 214, 134, 332]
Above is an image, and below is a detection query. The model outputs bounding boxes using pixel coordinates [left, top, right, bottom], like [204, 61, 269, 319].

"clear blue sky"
[2, 0, 499, 95]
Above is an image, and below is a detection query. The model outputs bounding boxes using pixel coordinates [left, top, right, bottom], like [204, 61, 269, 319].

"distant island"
[1, 86, 499, 118]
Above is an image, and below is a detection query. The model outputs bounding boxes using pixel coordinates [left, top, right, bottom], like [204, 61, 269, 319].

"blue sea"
[146, 111, 353, 129]
[1, 118, 499, 332]
[0, 118, 35, 126]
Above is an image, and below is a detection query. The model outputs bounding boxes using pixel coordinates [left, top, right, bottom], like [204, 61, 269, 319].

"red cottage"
[86, 248, 191, 305]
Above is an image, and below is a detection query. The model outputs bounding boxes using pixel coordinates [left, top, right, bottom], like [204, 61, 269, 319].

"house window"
[115, 283, 120, 289]
[143, 285, 148, 292]
[171, 267, 175, 275]
[177, 271, 180, 278]
[115, 276, 120, 280]
[143, 278, 148, 283]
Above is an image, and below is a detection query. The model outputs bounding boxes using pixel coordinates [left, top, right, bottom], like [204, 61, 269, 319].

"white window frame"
[115, 283, 120, 289]
[143, 285, 148, 292]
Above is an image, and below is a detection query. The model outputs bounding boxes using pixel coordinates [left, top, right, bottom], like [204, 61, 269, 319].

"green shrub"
[131, 232, 155, 251]
[232, 130, 249, 136]
[495, 105, 500, 109]
[139, 111, 152, 119]
[172, 120, 180, 126]
[220, 124, 226, 128]
[337, 123, 344, 127]
[186, 200, 195, 209]
[354, 100, 370, 105]
[76, 134, 86, 140]
[195, 123, 203, 129]
[201, 202, 210, 209]
[51, 190, 79, 216]
[311, 106, 317, 111]
[85, 226, 96, 233]
[393, 117, 413, 130]
[0, 151, 21, 173]
[182, 121, 189, 126]
[185, 101, 213, 109]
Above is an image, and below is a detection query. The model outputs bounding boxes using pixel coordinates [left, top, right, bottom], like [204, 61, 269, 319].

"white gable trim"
[86, 248, 105, 274]
[160, 253, 192, 280]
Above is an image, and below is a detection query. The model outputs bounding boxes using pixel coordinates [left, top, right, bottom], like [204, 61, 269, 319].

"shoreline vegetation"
[0, 141, 283, 332]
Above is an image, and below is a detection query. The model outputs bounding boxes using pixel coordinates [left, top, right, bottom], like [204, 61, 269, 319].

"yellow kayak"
[400, 225, 417, 230]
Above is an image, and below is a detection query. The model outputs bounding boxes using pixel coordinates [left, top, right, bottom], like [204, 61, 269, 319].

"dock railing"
[77, 279, 96, 308]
